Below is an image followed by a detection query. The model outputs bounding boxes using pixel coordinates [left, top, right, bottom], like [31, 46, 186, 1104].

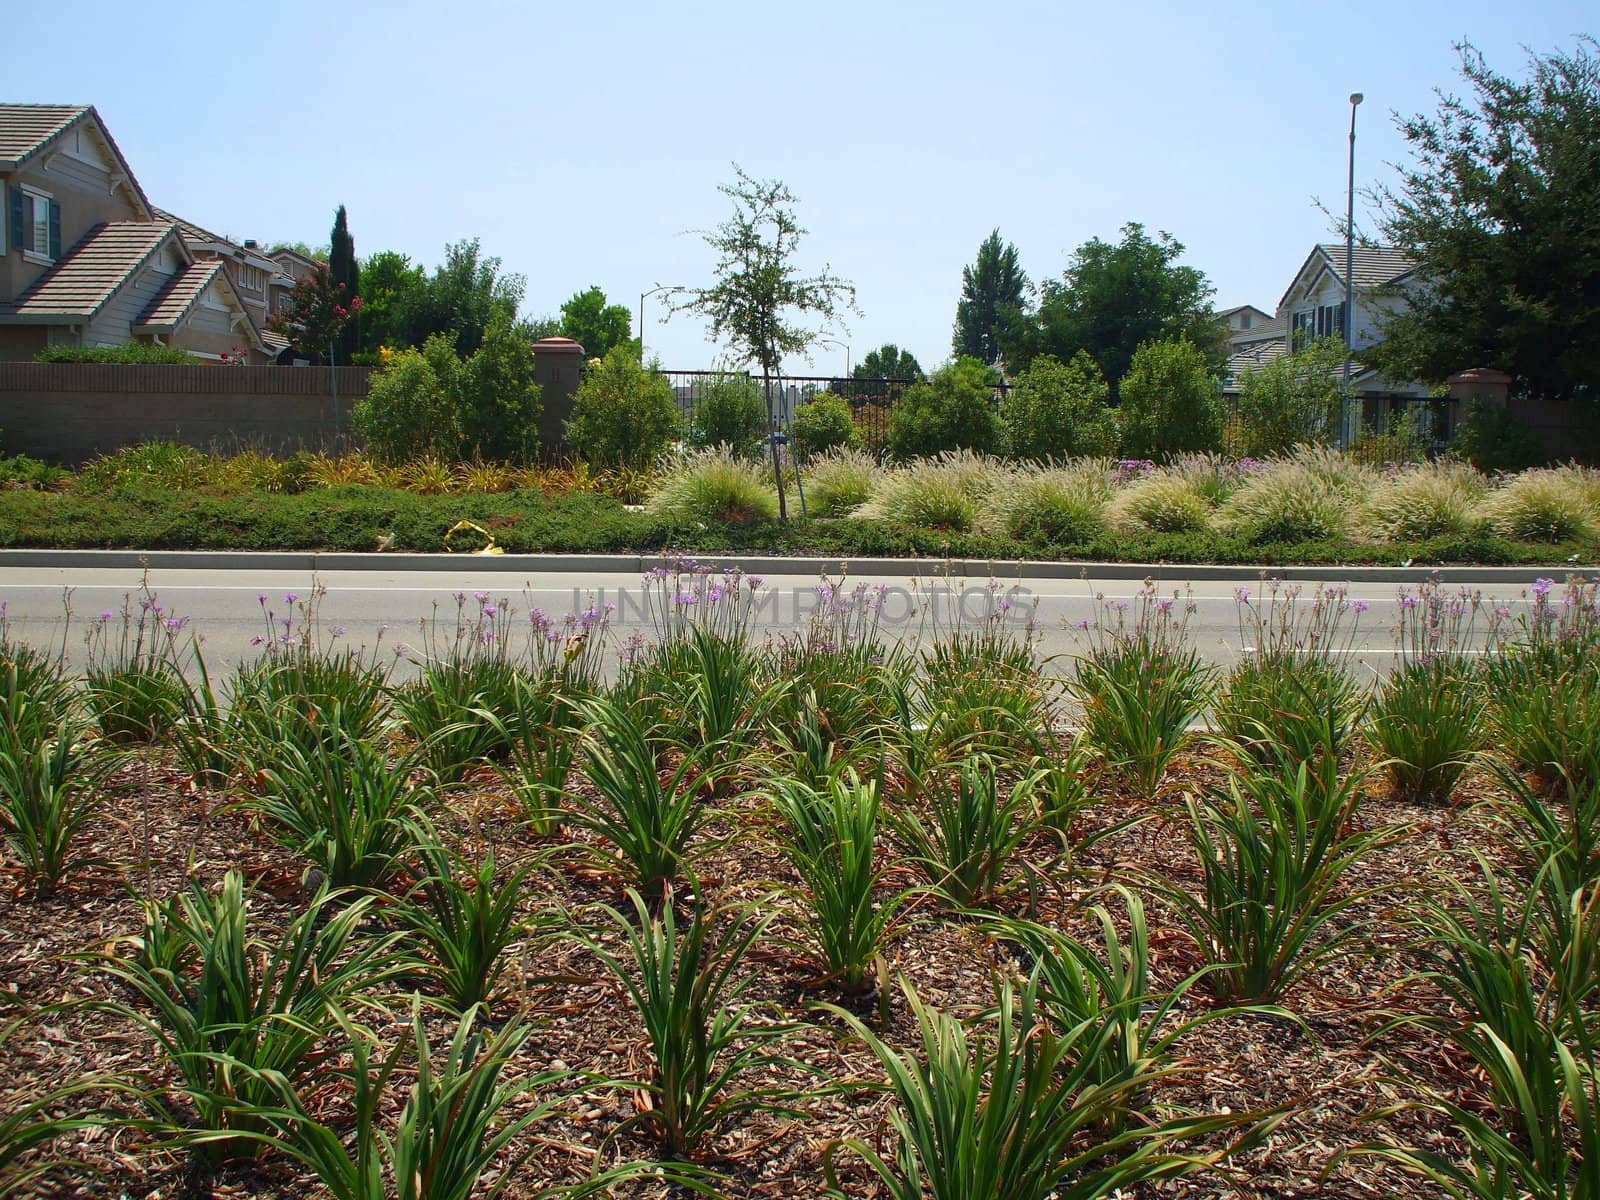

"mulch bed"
[0, 745, 1516, 1199]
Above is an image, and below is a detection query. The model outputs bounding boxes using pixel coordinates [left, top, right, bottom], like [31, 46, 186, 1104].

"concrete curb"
[0, 547, 1582, 585]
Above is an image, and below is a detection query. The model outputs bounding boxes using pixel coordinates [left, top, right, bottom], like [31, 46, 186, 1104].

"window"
[1292, 302, 1346, 347]
[29, 193, 50, 257]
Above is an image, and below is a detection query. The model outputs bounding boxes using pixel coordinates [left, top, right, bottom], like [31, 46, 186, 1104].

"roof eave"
[0, 312, 85, 325]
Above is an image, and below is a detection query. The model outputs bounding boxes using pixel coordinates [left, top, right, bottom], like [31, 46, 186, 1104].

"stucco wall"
[0, 363, 371, 463]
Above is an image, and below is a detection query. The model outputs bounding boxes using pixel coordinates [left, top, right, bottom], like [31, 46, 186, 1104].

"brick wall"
[0, 363, 372, 464]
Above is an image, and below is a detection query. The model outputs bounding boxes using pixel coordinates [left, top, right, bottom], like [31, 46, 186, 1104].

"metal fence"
[652, 370, 1010, 452]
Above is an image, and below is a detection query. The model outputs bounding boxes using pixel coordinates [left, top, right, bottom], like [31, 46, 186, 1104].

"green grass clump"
[980, 463, 1108, 544]
[1216, 459, 1353, 544]
[1104, 469, 1213, 535]
[647, 446, 779, 524]
[1477, 468, 1596, 542]
[1362, 460, 1487, 542]
[799, 445, 881, 517]
[857, 450, 1007, 533]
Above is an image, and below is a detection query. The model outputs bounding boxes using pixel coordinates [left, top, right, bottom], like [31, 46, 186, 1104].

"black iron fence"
[652, 370, 1010, 453]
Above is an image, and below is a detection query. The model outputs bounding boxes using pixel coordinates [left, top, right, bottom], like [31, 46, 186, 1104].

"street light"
[639, 284, 682, 361]
[1343, 92, 1363, 447]
[818, 338, 850, 381]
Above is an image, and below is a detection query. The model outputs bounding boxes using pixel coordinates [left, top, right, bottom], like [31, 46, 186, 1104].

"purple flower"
[1533, 577, 1555, 598]
[331, 625, 348, 639]
[284, 594, 298, 605]
[99, 610, 114, 622]
[1156, 597, 1175, 614]
[475, 591, 490, 603]
[250, 634, 265, 646]
[1234, 586, 1251, 604]
[482, 605, 497, 617]
[164, 617, 188, 631]
[748, 576, 765, 589]
[257, 593, 267, 605]
[1353, 600, 1370, 614]
[1400, 595, 1419, 609]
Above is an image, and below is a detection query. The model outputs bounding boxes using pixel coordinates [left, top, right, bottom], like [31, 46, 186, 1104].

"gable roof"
[0, 104, 87, 164]
[150, 206, 229, 248]
[134, 259, 225, 329]
[1277, 244, 1418, 311]
[134, 258, 269, 353]
[0, 221, 184, 323]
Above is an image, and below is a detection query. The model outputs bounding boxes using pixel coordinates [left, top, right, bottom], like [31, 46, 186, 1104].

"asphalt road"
[0, 561, 1554, 682]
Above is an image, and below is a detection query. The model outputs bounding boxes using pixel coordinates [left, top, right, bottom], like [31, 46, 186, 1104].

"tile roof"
[1314, 244, 1417, 288]
[0, 222, 179, 321]
[135, 260, 224, 329]
[261, 328, 290, 352]
[150, 207, 231, 248]
[0, 104, 88, 164]
[1230, 317, 1287, 346]
[1223, 338, 1290, 387]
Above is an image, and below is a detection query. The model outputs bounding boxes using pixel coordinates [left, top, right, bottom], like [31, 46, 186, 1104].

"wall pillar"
[531, 336, 585, 462]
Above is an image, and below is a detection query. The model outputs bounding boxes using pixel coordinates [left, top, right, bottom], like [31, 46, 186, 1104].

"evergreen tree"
[328, 206, 360, 364]
[952, 230, 1029, 368]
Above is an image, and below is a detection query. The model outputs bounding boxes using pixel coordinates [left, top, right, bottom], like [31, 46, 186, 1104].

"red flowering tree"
[268, 263, 362, 361]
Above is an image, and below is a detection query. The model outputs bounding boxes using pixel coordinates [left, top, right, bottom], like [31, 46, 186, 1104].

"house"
[0, 104, 275, 362]
[1220, 244, 1445, 442]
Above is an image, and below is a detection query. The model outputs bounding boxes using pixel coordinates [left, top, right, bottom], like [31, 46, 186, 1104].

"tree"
[266, 262, 361, 362]
[855, 343, 924, 382]
[1025, 224, 1221, 398]
[1001, 352, 1119, 461]
[1367, 39, 1600, 404]
[1116, 339, 1224, 460]
[417, 239, 525, 357]
[269, 241, 329, 262]
[952, 230, 1029, 367]
[1232, 337, 1349, 456]
[887, 357, 1004, 461]
[669, 165, 858, 516]
[355, 251, 429, 356]
[352, 335, 461, 463]
[328, 206, 360, 365]
[559, 286, 634, 360]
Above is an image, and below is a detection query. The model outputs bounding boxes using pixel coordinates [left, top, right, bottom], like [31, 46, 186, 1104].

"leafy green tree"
[1024, 224, 1222, 398]
[1116, 339, 1224, 460]
[328, 206, 360, 364]
[355, 251, 428, 356]
[887, 357, 1004, 460]
[1002, 352, 1119, 460]
[457, 319, 543, 462]
[559, 286, 634, 360]
[1368, 39, 1600, 404]
[352, 335, 461, 463]
[565, 346, 681, 469]
[417, 239, 525, 357]
[855, 343, 923, 382]
[952, 230, 1029, 367]
[670, 165, 857, 515]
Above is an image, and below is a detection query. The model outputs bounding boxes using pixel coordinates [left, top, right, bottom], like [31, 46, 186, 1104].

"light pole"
[639, 284, 682, 361]
[1343, 92, 1363, 447]
[819, 338, 850, 382]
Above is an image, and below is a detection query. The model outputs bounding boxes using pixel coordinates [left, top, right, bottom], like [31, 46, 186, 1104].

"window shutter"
[8, 186, 23, 255]
[47, 200, 61, 259]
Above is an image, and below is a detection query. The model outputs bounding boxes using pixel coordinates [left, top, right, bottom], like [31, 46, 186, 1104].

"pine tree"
[328, 205, 360, 364]
[952, 230, 1028, 369]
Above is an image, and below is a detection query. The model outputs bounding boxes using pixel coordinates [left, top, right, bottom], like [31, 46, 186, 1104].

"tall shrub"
[1232, 336, 1347, 456]
[352, 335, 462, 463]
[456, 319, 542, 462]
[887, 357, 1004, 461]
[1001, 351, 1118, 461]
[1116, 339, 1224, 460]
[565, 346, 682, 469]
[689, 369, 768, 454]
[791, 392, 859, 458]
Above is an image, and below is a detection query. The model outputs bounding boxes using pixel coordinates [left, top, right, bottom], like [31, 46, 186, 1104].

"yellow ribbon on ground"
[442, 520, 506, 555]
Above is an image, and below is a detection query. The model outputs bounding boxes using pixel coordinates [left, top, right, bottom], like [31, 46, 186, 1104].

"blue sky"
[17, 1, 1593, 374]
